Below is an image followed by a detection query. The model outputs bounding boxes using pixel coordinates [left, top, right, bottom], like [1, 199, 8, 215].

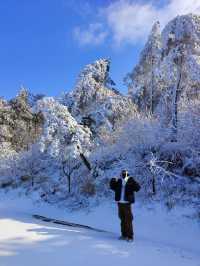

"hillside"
[0, 14, 200, 216]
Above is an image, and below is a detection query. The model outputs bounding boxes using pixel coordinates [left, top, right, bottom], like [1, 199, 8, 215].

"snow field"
[0, 196, 199, 266]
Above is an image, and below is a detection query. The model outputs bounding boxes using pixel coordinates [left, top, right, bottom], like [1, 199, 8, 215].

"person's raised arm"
[110, 177, 117, 191]
[131, 178, 141, 192]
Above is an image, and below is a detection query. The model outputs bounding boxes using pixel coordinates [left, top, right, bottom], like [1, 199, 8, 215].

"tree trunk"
[62, 162, 71, 194]
[68, 175, 71, 193]
[171, 64, 182, 142]
[152, 175, 156, 194]
[150, 57, 154, 115]
[80, 153, 92, 171]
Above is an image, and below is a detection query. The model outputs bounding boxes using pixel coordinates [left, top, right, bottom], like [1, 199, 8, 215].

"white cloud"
[74, 0, 200, 47]
[104, 0, 200, 45]
[73, 23, 108, 46]
[104, 1, 156, 45]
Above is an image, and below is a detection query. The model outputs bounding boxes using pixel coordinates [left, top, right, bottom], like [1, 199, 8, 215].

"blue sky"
[0, 0, 199, 99]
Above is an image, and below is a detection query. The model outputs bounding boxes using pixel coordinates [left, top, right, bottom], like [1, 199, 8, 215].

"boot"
[126, 237, 134, 242]
[118, 235, 127, 240]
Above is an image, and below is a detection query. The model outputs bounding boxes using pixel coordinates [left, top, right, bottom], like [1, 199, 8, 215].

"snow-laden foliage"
[178, 99, 200, 149]
[86, 111, 200, 210]
[0, 89, 43, 158]
[127, 14, 200, 125]
[62, 59, 117, 114]
[34, 97, 93, 159]
[157, 15, 200, 126]
[60, 58, 137, 137]
[0, 97, 94, 203]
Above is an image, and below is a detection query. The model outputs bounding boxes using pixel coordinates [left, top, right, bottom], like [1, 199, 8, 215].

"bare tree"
[60, 144, 92, 194]
[62, 157, 74, 194]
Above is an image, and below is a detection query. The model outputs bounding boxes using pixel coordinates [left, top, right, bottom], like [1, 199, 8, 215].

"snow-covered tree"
[0, 90, 43, 157]
[35, 97, 92, 157]
[126, 14, 200, 139]
[60, 58, 137, 138]
[158, 14, 200, 139]
[34, 97, 93, 192]
[125, 21, 161, 113]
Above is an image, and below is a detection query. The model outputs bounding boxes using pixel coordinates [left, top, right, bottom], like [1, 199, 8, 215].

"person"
[110, 170, 141, 242]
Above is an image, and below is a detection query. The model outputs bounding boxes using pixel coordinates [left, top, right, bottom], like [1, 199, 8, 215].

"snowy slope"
[0, 195, 199, 266]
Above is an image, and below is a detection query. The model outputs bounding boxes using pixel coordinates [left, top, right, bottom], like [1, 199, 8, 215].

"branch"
[77, 145, 92, 171]
[149, 157, 200, 183]
[79, 153, 92, 171]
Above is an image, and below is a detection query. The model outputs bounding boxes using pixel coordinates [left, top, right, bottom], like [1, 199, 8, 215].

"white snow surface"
[0, 193, 199, 266]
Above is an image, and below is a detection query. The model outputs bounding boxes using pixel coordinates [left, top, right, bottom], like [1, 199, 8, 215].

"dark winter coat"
[110, 177, 141, 204]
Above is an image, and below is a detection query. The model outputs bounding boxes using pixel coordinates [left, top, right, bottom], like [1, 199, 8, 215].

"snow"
[0, 194, 199, 266]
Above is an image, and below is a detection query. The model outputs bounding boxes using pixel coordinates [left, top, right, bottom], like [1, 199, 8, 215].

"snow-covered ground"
[0, 193, 199, 266]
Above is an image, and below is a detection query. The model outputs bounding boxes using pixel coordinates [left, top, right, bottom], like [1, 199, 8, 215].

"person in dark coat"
[110, 170, 141, 242]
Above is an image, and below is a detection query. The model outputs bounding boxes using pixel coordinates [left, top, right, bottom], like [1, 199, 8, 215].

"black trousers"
[118, 203, 133, 239]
